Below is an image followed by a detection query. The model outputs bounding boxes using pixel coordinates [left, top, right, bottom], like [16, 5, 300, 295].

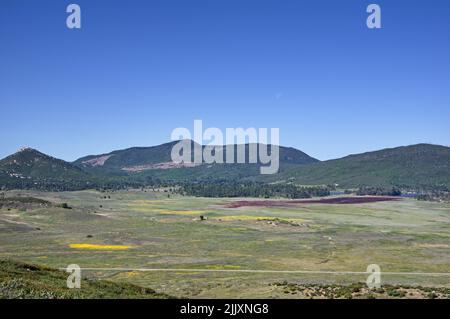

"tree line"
[176, 181, 330, 198]
[356, 186, 402, 196]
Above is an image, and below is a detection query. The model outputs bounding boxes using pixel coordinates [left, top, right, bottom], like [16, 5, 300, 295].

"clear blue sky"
[1, 0, 449, 161]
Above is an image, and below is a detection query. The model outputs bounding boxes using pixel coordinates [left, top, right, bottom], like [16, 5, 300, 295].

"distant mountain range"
[1, 142, 449, 190]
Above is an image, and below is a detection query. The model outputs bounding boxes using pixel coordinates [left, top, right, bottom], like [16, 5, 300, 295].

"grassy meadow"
[1, 189, 449, 298]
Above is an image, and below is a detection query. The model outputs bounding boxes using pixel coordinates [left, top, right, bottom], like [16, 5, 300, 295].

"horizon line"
[3, 140, 449, 164]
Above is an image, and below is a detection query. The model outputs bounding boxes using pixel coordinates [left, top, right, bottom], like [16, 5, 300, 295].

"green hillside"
[0, 259, 171, 299]
[0, 148, 136, 191]
[265, 144, 450, 189]
[0, 148, 93, 189]
[73, 140, 319, 177]
[1, 143, 449, 191]
[74, 141, 182, 174]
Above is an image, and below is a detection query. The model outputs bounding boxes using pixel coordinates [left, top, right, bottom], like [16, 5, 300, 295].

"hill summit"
[0, 147, 91, 190]
[269, 143, 450, 189]
[73, 140, 319, 174]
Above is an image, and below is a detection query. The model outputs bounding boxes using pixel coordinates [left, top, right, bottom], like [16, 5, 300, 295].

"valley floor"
[1, 190, 449, 298]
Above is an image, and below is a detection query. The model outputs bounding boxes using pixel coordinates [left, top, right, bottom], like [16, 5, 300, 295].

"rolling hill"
[0, 259, 172, 299]
[74, 141, 184, 174]
[1, 143, 449, 191]
[0, 148, 93, 189]
[262, 144, 450, 189]
[73, 140, 319, 176]
[0, 142, 319, 189]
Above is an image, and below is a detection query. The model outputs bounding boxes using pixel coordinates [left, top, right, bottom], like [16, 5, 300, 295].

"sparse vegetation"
[1, 189, 449, 298]
[0, 259, 172, 299]
[272, 282, 450, 299]
[0, 196, 51, 209]
[417, 188, 450, 202]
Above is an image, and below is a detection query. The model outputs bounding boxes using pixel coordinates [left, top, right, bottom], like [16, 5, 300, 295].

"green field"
[1, 190, 449, 298]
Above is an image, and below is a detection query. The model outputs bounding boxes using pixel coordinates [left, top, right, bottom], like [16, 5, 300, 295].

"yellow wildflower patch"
[125, 271, 141, 277]
[155, 209, 205, 215]
[69, 244, 133, 250]
[216, 215, 271, 221]
[206, 265, 242, 270]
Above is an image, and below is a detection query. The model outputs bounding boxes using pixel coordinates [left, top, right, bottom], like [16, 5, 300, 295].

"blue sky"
[1, 0, 449, 161]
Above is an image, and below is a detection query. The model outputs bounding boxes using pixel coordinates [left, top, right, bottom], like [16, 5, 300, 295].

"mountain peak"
[0, 147, 88, 187]
[9, 147, 53, 161]
[16, 147, 39, 154]
[74, 141, 318, 172]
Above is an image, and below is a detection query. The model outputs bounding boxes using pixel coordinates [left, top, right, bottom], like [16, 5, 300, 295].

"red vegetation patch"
[225, 196, 400, 208]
